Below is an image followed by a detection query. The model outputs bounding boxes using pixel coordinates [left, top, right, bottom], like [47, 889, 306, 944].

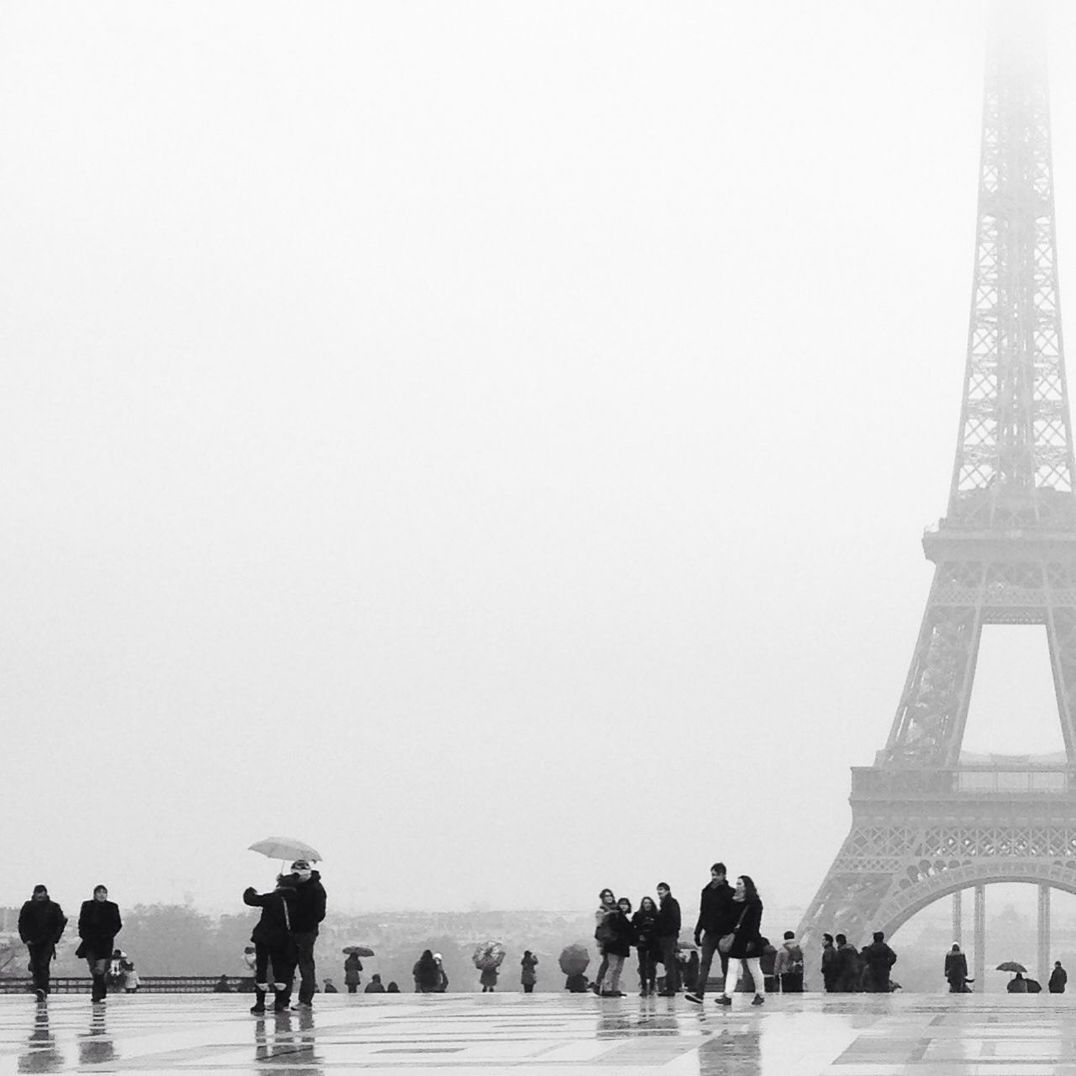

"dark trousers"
[255, 943, 294, 988]
[638, 949, 657, 989]
[292, 931, 318, 1004]
[84, 952, 110, 1002]
[694, 933, 728, 998]
[27, 945, 53, 995]
[659, 937, 680, 993]
[523, 983, 534, 993]
[779, 972, 803, 993]
[347, 984, 358, 994]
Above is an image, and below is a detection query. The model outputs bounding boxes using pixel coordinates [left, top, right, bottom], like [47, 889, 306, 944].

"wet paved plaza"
[3, 992, 1076, 1074]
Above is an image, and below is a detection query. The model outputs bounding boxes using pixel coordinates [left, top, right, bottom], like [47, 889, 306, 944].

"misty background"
[3, 1, 1074, 919]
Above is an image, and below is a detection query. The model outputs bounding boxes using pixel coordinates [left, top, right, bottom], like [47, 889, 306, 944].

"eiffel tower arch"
[801, 23, 1076, 986]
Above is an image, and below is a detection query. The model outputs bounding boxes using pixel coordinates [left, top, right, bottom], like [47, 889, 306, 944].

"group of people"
[592, 864, 777, 1008]
[242, 859, 327, 1014]
[18, 883, 124, 1003]
[818, 932, 898, 993]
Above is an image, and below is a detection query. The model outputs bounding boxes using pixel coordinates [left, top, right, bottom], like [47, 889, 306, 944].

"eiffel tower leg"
[952, 891, 963, 947]
[974, 886, 985, 990]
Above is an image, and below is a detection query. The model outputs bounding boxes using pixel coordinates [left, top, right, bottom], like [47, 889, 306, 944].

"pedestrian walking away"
[655, 882, 682, 995]
[285, 859, 326, 1009]
[715, 875, 767, 1008]
[944, 944, 969, 993]
[243, 874, 299, 1013]
[632, 897, 661, 996]
[773, 930, 804, 993]
[1049, 961, 1067, 994]
[863, 931, 897, 993]
[521, 950, 538, 993]
[18, 885, 67, 1002]
[821, 933, 840, 993]
[344, 951, 363, 993]
[76, 885, 121, 1004]
[685, 863, 736, 1005]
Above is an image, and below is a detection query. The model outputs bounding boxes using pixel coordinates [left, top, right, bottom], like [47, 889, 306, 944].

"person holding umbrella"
[344, 951, 363, 993]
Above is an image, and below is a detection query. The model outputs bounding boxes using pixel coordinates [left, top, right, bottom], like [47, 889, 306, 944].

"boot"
[272, 985, 290, 1012]
[249, 986, 267, 1014]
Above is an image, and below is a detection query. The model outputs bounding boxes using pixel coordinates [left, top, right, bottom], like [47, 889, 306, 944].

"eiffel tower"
[801, 23, 1076, 988]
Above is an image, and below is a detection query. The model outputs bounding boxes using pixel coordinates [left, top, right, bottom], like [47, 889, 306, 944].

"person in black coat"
[863, 932, 897, 993]
[77, 885, 122, 1004]
[944, 944, 969, 993]
[600, 898, 635, 997]
[715, 875, 766, 1007]
[1049, 961, 1067, 993]
[243, 875, 298, 1013]
[284, 860, 327, 1009]
[19, 885, 67, 1001]
[686, 862, 736, 1004]
[655, 882, 681, 995]
[632, 897, 661, 996]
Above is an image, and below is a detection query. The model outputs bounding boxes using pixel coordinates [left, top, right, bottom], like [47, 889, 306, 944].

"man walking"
[655, 882, 681, 995]
[286, 860, 326, 1009]
[18, 885, 67, 1002]
[685, 863, 735, 1005]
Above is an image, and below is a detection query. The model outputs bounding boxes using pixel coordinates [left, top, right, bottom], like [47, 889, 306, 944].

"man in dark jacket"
[285, 860, 327, 1009]
[1049, 960, 1067, 993]
[685, 862, 736, 1004]
[834, 933, 861, 992]
[863, 931, 897, 992]
[655, 882, 681, 995]
[18, 885, 67, 1001]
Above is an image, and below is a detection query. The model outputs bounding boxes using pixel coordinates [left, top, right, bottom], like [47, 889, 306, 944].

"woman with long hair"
[599, 897, 635, 997]
[590, 888, 618, 995]
[716, 875, 766, 1007]
[631, 896, 661, 996]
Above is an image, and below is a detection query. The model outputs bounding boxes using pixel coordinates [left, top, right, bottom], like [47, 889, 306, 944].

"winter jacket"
[723, 896, 764, 960]
[364, 979, 386, 993]
[657, 894, 681, 938]
[835, 943, 862, 991]
[479, 966, 499, 987]
[243, 885, 296, 952]
[821, 943, 840, 989]
[344, 953, 363, 986]
[631, 909, 661, 957]
[594, 903, 619, 952]
[603, 911, 635, 958]
[863, 940, 896, 991]
[77, 899, 122, 957]
[520, 954, 538, 986]
[694, 881, 736, 940]
[944, 951, 968, 986]
[1049, 966, 1067, 993]
[289, 871, 327, 933]
[18, 899, 67, 947]
[773, 938, 804, 978]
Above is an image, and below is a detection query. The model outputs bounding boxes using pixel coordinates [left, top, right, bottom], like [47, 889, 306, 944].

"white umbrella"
[248, 837, 323, 864]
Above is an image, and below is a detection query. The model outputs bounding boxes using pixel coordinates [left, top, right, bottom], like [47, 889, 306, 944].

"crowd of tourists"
[818, 931, 898, 993]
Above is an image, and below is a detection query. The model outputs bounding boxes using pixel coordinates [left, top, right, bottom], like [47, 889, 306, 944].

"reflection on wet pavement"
[0, 991, 1070, 1073]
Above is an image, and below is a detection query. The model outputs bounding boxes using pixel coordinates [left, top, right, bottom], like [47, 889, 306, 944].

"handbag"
[717, 905, 749, 955]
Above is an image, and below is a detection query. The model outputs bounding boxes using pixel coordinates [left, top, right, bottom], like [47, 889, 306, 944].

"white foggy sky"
[3, 0, 1074, 915]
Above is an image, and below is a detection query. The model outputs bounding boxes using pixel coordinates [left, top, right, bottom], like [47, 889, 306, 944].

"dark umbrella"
[342, 946, 375, 957]
[558, 944, 590, 976]
[996, 961, 1028, 973]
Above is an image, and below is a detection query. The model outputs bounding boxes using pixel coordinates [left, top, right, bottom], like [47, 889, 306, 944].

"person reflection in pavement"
[77, 1007, 116, 1067]
[17, 1005, 64, 1074]
[253, 1007, 323, 1075]
[697, 1022, 762, 1076]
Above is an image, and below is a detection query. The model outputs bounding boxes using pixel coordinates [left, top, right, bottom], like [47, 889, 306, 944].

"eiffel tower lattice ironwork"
[800, 32, 1076, 977]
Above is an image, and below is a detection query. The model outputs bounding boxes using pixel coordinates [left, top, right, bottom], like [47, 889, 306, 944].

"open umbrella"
[472, 941, 506, 971]
[248, 837, 323, 864]
[996, 961, 1028, 973]
[342, 946, 375, 957]
[558, 944, 589, 976]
